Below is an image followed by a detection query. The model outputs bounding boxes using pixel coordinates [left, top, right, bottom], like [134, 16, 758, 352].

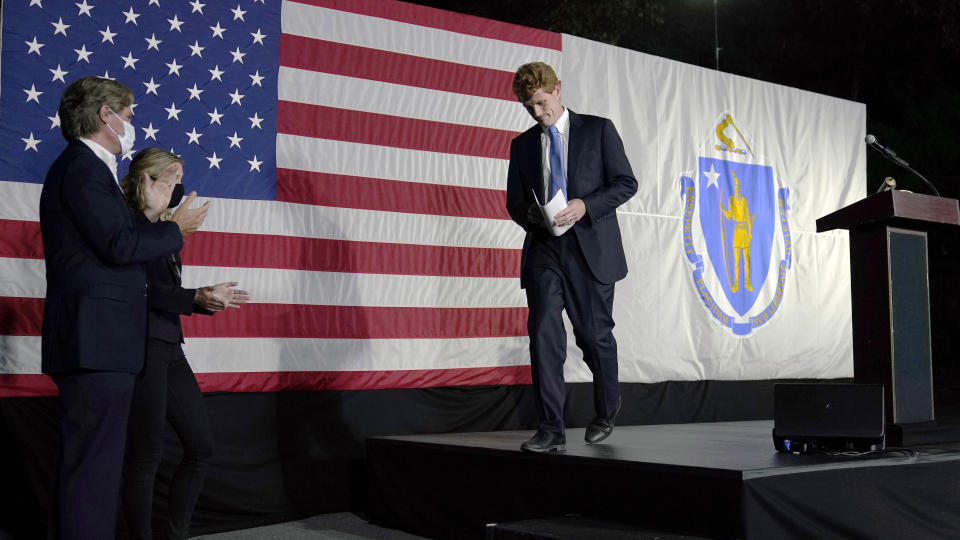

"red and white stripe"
[0, 0, 562, 396]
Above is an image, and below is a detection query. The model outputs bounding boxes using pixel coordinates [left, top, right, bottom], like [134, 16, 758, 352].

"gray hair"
[58, 76, 134, 140]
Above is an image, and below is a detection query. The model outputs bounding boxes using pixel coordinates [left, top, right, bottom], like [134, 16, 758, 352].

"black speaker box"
[773, 383, 885, 453]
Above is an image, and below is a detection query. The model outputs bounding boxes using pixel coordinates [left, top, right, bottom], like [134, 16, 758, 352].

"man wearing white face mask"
[39, 77, 210, 540]
[107, 106, 137, 156]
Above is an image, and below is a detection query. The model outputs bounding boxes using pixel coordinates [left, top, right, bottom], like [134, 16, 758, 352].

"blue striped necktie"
[548, 124, 567, 200]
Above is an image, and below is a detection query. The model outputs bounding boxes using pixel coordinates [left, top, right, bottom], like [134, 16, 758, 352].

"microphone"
[864, 134, 940, 197]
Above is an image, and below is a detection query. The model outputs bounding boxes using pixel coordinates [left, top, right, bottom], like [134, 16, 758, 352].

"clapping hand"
[171, 191, 210, 237]
[142, 174, 176, 221]
[194, 282, 250, 312]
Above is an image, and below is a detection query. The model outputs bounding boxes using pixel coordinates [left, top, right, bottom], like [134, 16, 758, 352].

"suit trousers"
[50, 370, 136, 540]
[524, 230, 620, 435]
[121, 339, 214, 540]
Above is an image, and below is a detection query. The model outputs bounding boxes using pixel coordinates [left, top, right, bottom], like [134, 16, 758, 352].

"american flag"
[0, 0, 562, 396]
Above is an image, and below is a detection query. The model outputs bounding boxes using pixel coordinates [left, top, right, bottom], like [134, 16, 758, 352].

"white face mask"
[108, 109, 136, 155]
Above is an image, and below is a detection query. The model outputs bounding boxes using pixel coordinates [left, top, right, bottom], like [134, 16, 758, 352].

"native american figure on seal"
[720, 171, 755, 292]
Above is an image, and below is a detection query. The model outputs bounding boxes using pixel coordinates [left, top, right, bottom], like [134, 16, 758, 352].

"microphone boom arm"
[866, 138, 941, 197]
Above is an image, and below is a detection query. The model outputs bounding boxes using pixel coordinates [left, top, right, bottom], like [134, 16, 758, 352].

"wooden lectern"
[817, 190, 960, 446]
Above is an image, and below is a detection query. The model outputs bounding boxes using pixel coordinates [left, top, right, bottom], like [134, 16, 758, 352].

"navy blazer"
[505, 110, 638, 287]
[39, 140, 183, 374]
[133, 211, 212, 344]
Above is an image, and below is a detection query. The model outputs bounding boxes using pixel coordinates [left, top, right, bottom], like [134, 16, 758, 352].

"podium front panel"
[888, 228, 934, 423]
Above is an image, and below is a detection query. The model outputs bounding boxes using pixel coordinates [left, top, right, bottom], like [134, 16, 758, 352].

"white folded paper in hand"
[532, 189, 573, 237]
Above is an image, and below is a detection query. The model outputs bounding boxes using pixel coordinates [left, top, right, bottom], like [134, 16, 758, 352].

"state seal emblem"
[679, 114, 792, 335]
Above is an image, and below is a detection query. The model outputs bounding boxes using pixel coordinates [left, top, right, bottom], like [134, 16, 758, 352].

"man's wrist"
[194, 286, 210, 304]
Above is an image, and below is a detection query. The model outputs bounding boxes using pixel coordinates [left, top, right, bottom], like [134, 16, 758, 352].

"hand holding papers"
[532, 189, 574, 236]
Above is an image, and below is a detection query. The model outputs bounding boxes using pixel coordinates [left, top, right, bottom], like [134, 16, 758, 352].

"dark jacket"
[133, 211, 212, 343]
[505, 110, 638, 287]
[39, 140, 182, 374]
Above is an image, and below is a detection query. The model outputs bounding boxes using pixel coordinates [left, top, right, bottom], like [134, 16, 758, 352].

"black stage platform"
[366, 420, 960, 539]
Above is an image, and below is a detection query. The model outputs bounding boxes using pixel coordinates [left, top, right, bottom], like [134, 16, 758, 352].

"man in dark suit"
[506, 62, 638, 453]
[39, 76, 208, 539]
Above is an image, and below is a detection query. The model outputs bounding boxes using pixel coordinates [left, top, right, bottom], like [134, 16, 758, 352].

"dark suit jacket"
[505, 110, 638, 287]
[133, 211, 212, 344]
[39, 140, 183, 375]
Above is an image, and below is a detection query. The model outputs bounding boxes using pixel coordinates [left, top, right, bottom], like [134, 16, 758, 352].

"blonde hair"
[512, 62, 559, 102]
[121, 148, 184, 220]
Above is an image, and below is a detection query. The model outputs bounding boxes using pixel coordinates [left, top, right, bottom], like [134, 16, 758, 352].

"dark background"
[411, 0, 960, 408]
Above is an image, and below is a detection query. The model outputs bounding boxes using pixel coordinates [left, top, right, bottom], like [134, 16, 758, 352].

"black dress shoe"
[521, 430, 566, 453]
[585, 398, 622, 444]
[584, 421, 613, 444]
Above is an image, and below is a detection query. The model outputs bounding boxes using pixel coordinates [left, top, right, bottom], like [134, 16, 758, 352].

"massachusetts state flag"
[0, 0, 564, 396]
